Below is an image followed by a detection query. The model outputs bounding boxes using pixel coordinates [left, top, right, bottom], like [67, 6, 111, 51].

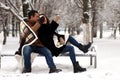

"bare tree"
[95, 0, 120, 39]
[0, 0, 9, 45]
[74, 0, 96, 44]
[2, 18, 8, 45]
[0, 0, 37, 45]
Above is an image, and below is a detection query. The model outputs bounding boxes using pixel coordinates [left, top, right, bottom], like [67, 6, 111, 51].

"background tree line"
[0, 0, 120, 45]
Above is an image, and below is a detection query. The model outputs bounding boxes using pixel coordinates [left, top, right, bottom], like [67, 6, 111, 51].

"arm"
[30, 22, 40, 32]
[49, 21, 59, 32]
[48, 15, 60, 32]
[54, 32, 65, 44]
[20, 21, 38, 44]
[54, 32, 65, 41]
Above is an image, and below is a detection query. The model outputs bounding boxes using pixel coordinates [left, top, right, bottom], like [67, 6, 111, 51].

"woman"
[38, 15, 91, 73]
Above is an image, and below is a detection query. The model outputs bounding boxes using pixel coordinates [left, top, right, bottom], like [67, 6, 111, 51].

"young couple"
[15, 10, 91, 73]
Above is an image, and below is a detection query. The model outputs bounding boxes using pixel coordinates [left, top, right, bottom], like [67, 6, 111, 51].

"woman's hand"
[59, 37, 65, 45]
[54, 15, 60, 22]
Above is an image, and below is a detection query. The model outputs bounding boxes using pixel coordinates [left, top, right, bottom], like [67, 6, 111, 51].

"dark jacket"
[38, 21, 66, 57]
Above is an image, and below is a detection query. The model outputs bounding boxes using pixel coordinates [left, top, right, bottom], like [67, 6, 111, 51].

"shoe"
[49, 68, 62, 73]
[83, 42, 92, 53]
[79, 42, 92, 53]
[22, 68, 31, 73]
[73, 61, 86, 73]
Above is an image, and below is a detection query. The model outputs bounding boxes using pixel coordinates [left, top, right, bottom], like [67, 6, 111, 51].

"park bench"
[0, 45, 97, 69]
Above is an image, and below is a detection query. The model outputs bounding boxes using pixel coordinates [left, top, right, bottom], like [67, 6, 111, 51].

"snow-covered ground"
[0, 31, 120, 80]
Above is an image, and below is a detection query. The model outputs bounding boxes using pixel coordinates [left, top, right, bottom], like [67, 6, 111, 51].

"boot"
[73, 61, 86, 73]
[22, 68, 31, 73]
[83, 42, 92, 53]
[79, 42, 91, 53]
[49, 68, 62, 73]
[78, 44, 85, 52]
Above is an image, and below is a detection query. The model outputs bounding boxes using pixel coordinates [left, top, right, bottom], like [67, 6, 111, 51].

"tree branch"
[0, 2, 38, 45]
[29, 2, 35, 10]
[74, 0, 83, 9]
[7, 0, 22, 17]
[79, 0, 83, 5]
[0, 2, 10, 10]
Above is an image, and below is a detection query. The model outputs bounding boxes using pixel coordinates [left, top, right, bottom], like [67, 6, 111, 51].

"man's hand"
[31, 22, 41, 31]
[35, 21, 40, 28]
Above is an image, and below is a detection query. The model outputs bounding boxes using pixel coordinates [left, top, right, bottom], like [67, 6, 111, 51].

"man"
[16, 10, 61, 73]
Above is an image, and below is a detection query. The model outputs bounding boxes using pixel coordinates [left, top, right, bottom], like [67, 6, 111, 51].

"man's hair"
[28, 10, 38, 19]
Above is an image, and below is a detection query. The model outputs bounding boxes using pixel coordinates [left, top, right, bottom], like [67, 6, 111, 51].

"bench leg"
[90, 55, 97, 68]
[0, 54, 1, 69]
[94, 56, 97, 68]
[90, 55, 93, 65]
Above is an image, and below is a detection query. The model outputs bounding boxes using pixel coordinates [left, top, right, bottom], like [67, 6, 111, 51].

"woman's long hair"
[39, 14, 50, 25]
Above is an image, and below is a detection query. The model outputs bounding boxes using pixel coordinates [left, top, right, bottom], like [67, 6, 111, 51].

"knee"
[46, 50, 52, 57]
[23, 45, 31, 56]
[68, 45, 74, 50]
[23, 45, 31, 51]
[43, 48, 52, 57]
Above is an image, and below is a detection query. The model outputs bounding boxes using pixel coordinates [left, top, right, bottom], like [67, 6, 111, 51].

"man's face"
[31, 13, 40, 22]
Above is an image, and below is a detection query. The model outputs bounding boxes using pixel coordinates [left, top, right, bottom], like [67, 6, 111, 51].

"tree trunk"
[3, 23, 7, 45]
[82, 0, 89, 24]
[119, 24, 120, 34]
[82, 0, 90, 44]
[113, 28, 117, 39]
[113, 23, 117, 39]
[92, 0, 97, 38]
[82, 23, 90, 44]
[2, 17, 8, 45]
[100, 23, 103, 38]
[22, 0, 29, 17]
[12, 16, 15, 37]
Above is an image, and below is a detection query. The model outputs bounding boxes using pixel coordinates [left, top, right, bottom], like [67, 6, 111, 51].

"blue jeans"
[61, 36, 81, 64]
[68, 36, 80, 48]
[23, 45, 56, 69]
[61, 45, 76, 64]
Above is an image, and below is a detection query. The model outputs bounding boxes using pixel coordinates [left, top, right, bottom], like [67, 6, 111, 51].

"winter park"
[0, 0, 120, 80]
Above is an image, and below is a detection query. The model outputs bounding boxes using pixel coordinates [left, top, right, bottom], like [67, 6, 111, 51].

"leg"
[68, 36, 91, 53]
[61, 45, 76, 64]
[36, 46, 62, 73]
[22, 45, 33, 73]
[67, 36, 80, 48]
[61, 45, 86, 73]
[37, 46, 56, 68]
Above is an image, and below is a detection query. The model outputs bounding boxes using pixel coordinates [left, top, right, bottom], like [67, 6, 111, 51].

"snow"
[1, 31, 120, 80]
